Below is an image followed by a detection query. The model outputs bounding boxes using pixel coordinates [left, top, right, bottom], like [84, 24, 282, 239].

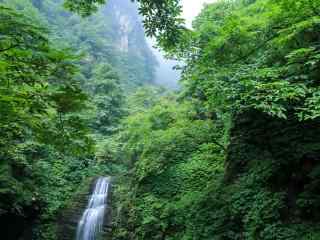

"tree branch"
[0, 43, 20, 53]
[212, 140, 227, 152]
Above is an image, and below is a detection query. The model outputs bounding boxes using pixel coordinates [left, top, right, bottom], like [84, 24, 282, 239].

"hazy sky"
[181, 0, 215, 28]
[150, 0, 216, 88]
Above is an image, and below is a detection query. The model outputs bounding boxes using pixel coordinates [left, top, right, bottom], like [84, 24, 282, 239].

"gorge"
[1, 0, 320, 240]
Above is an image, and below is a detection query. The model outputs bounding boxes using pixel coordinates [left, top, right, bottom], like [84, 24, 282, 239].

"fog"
[147, 38, 181, 89]
[148, 0, 215, 89]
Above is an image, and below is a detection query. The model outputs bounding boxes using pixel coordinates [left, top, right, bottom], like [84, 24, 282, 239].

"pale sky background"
[150, 0, 215, 88]
[181, 0, 216, 28]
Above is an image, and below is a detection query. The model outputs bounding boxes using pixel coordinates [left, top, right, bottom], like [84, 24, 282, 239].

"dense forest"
[1, 0, 320, 240]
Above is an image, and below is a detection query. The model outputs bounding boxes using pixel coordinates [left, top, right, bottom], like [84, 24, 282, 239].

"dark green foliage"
[112, 97, 225, 240]
[0, 3, 96, 232]
[3, 0, 320, 239]
[64, 0, 105, 16]
[0, 0, 159, 238]
[0, 2, 109, 239]
[89, 63, 125, 134]
[178, 0, 320, 121]
[111, 1, 320, 240]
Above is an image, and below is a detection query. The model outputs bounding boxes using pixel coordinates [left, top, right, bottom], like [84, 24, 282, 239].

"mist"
[146, 0, 215, 89]
[147, 39, 181, 89]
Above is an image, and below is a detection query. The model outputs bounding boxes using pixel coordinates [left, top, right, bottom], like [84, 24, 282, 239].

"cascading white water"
[76, 177, 110, 240]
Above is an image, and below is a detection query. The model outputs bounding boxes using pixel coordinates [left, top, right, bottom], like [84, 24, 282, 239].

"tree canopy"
[2, 0, 320, 240]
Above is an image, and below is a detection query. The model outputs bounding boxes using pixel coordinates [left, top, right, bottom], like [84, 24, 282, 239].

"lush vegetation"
[111, 0, 320, 240]
[0, 0, 156, 239]
[1, 0, 320, 240]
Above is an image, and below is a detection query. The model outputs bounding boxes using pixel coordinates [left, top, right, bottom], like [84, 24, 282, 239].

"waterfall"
[76, 177, 110, 240]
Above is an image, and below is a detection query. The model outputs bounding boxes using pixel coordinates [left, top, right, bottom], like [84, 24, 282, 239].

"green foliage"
[178, 0, 320, 121]
[113, 96, 225, 240]
[63, 0, 185, 48]
[64, 0, 105, 16]
[0, 4, 100, 239]
[0, 0, 157, 238]
[112, 1, 320, 240]
[3, 0, 320, 240]
[64, 0, 158, 89]
[88, 63, 125, 134]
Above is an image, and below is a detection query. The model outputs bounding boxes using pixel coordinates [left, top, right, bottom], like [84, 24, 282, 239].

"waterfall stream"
[76, 177, 110, 240]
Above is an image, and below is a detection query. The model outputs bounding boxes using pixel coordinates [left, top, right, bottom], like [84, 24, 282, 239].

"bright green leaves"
[178, 0, 320, 121]
[298, 89, 320, 120]
[112, 1, 320, 240]
[0, 6, 50, 87]
[138, 0, 185, 48]
[88, 63, 125, 134]
[0, 4, 94, 218]
[116, 95, 225, 240]
[0, 6, 47, 52]
[239, 80, 307, 119]
[63, 0, 106, 17]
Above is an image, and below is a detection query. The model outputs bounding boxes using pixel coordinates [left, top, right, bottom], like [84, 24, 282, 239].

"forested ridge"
[1, 0, 320, 240]
[0, 0, 156, 238]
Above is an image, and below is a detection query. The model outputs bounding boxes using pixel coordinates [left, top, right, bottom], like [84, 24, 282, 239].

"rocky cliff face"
[43, 0, 157, 89]
[103, 0, 149, 53]
[96, 0, 157, 88]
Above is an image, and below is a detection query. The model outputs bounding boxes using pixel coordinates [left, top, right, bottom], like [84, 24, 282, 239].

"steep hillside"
[0, 0, 157, 239]
[110, 0, 320, 239]
[2, 1, 320, 240]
